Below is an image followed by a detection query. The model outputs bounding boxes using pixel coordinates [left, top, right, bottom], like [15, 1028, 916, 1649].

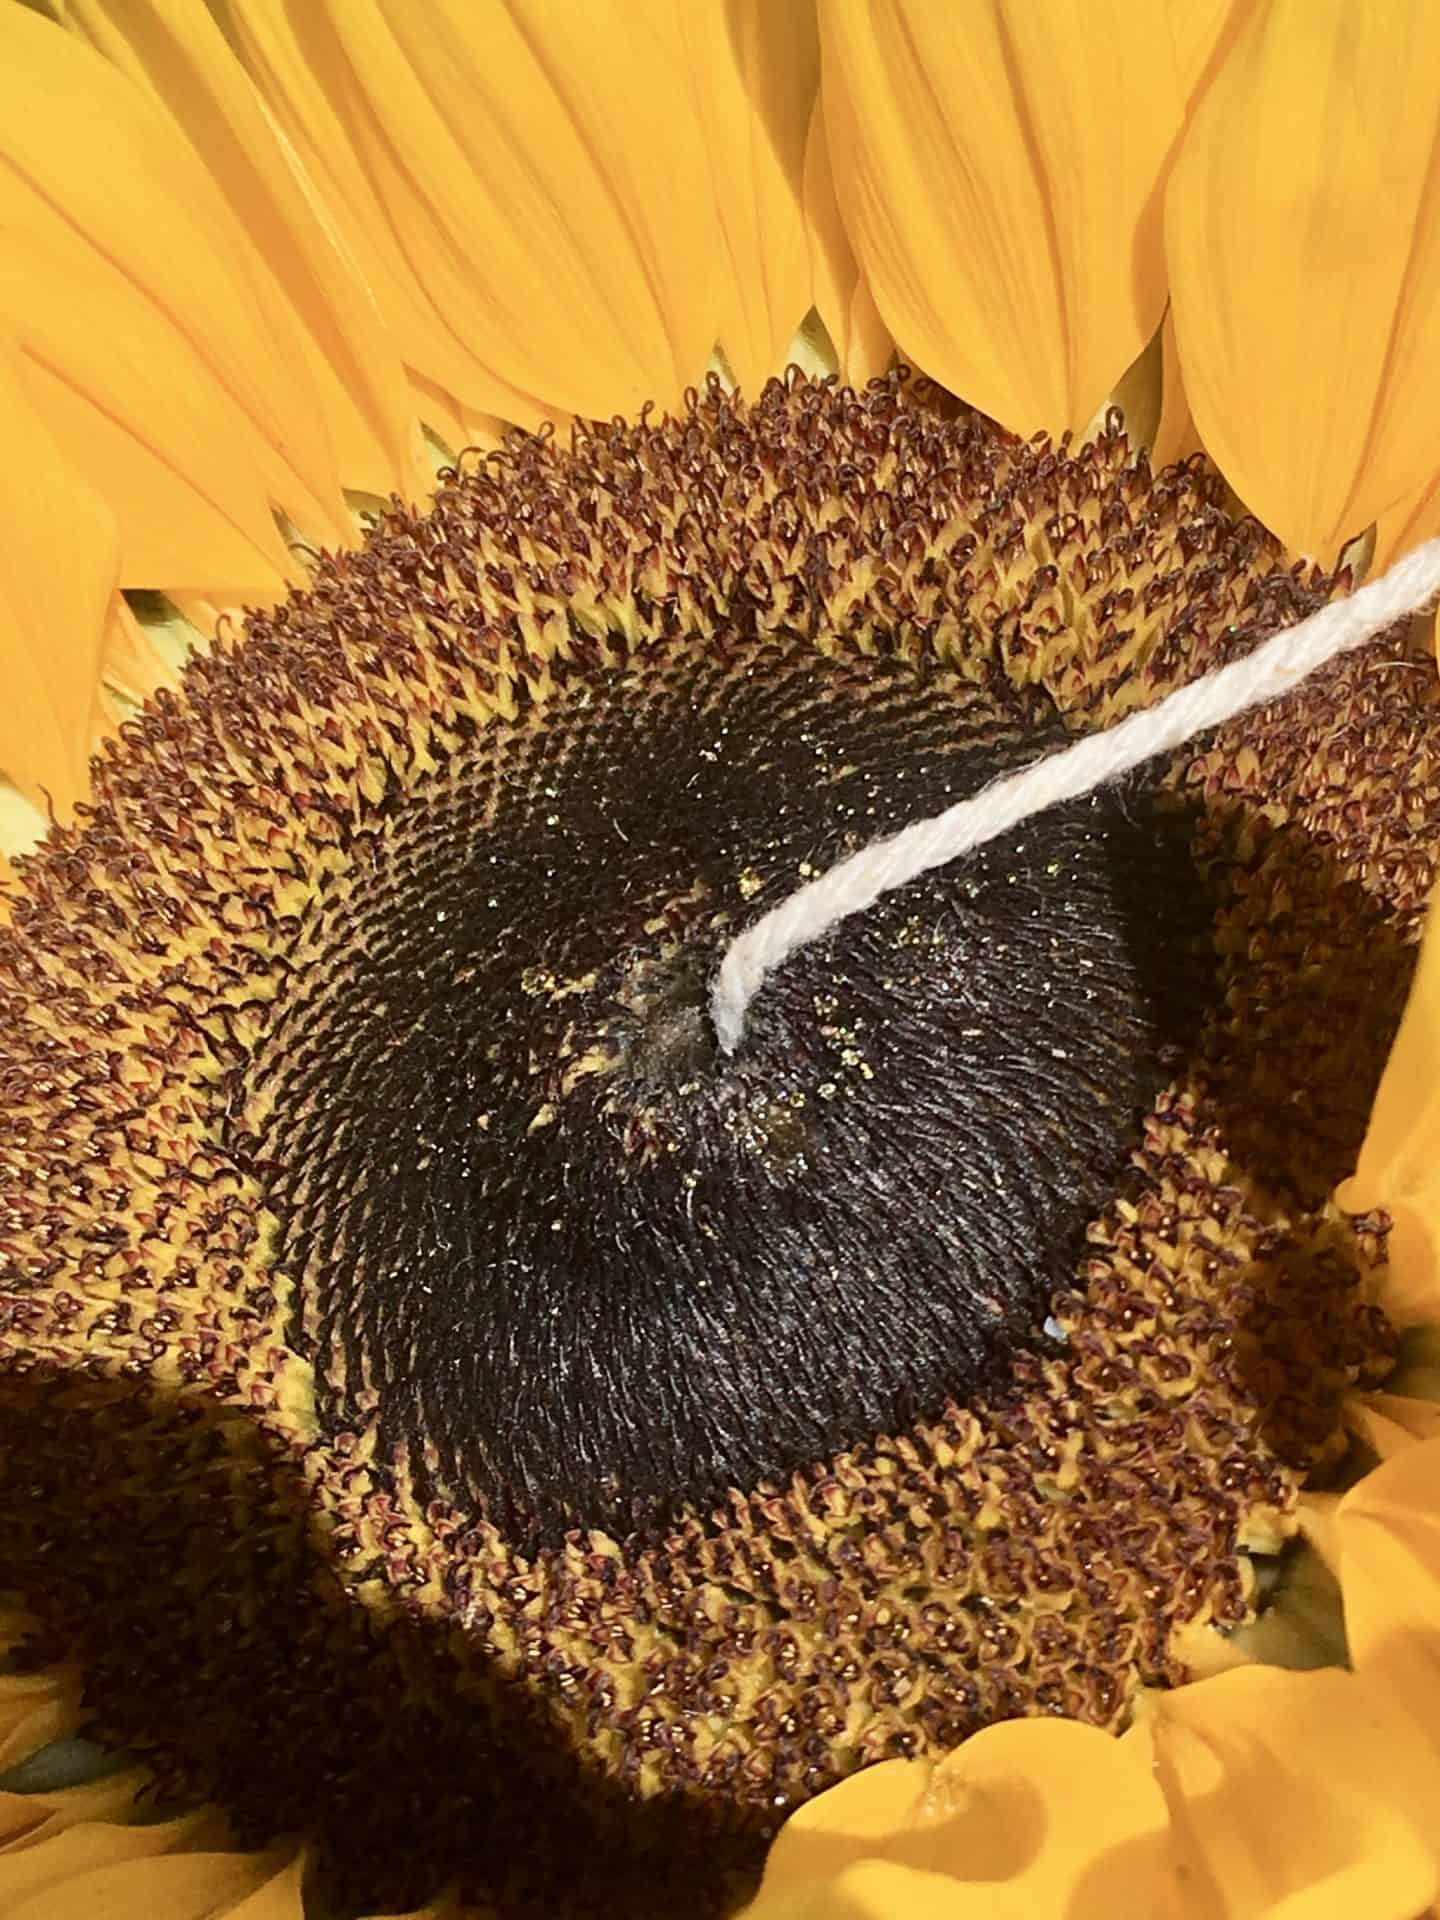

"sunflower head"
[0, 371, 1421, 1914]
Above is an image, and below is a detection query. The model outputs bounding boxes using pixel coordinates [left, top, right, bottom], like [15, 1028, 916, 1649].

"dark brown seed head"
[238, 630, 1214, 1543]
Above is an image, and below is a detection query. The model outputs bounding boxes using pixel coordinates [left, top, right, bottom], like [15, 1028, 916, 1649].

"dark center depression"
[236, 633, 1215, 1540]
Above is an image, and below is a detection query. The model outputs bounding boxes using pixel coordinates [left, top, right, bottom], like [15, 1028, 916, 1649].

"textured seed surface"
[239, 637, 1212, 1542]
[0, 375, 1423, 1918]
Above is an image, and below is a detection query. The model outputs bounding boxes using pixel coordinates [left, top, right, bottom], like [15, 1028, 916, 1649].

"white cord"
[710, 537, 1440, 1055]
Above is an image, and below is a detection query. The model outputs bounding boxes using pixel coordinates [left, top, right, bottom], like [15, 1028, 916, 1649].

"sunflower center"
[238, 632, 1213, 1539]
[0, 377, 1416, 1920]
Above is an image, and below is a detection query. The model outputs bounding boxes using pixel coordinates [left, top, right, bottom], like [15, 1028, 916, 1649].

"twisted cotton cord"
[711, 538, 1440, 1055]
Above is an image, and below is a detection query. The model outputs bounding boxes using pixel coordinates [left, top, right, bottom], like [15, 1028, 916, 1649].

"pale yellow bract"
[3, 4, 1440, 1918]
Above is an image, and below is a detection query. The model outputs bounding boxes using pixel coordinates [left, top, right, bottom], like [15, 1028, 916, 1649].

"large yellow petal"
[745, 1759, 930, 1907]
[2, 233, 298, 597]
[0, 1811, 219, 1909]
[1378, 469, 1440, 572]
[802, 105, 892, 388]
[894, 1718, 1173, 1918]
[7, 1847, 292, 1920]
[1133, 1665, 1440, 1918]
[1344, 1390, 1440, 1461]
[1153, 1, 1240, 468]
[0, 1823, 442, 1920]
[1339, 886, 1440, 1325]
[213, 0, 540, 427]
[819, 0, 1185, 436]
[223, 1847, 306, 1918]
[754, 1857, 1014, 1920]
[680, 1, 817, 396]
[0, 343, 115, 814]
[58, 0, 423, 503]
[744, 1720, 1173, 1918]
[1165, 0, 1241, 109]
[222, 0, 720, 423]
[1336, 1438, 1440, 1772]
[0, 7, 348, 595]
[1166, 0, 1440, 563]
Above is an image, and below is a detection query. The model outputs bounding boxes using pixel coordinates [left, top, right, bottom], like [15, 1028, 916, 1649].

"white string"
[711, 538, 1440, 1056]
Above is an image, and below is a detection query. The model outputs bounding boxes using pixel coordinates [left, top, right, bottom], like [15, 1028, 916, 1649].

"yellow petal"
[1345, 1391, 1440, 1461]
[802, 106, 892, 388]
[746, 1760, 931, 1906]
[0, 1811, 216, 1909]
[1135, 1665, 1440, 1918]
[0, 7, 347, 593]
[3, 235, 297, 596]
[1164, 0, 1242, 108]
[99, 595, 177, 711]
[224, 0, 719, 423]
[746, 1721, 1174, 1919]
[1336, 1438, 1440, 1768]
[217, 0, 552, 428]
[1339, 884, 1440, 1325]
[0, 342, 114, 815]
[820, 0, 1184, 436]
[4, 7, 346, 534]
[762, 1856, 1007, 1920]
[1166, 0, 1440, 562]
[405, 373, 510, 468]
[898, 1718, 1174, 1917]
[680, 1, 817, 396]
[1296, 1490, 1342, 1573]
[1152, 309, 1203, 470]
[222, 1846, 307, 1918]
[58, 0, 423, 502]
[1378, 471, 1440, 571]
[7, 1846, 293, 1920]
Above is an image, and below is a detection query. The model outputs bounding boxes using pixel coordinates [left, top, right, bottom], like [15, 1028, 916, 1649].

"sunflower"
[3, 3, 1440, 1918]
